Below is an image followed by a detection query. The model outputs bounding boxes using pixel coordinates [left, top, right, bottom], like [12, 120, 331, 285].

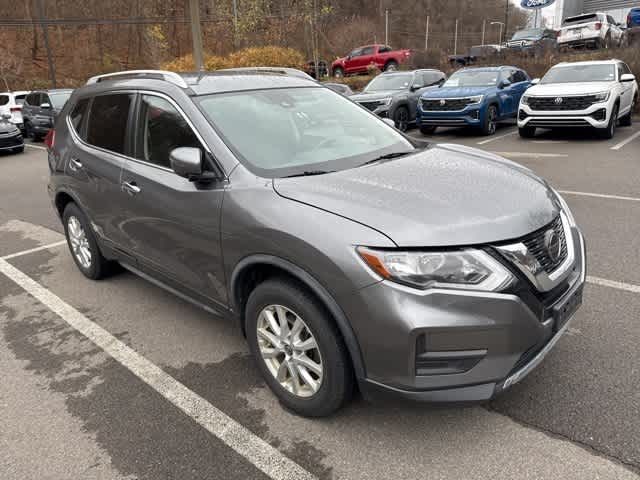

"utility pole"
[454, 19, 458, 55]
[504, 0, 510, 43]
[481, 19, 486, 45]
[232, 0, 239, 49]
[385, 9, 389, 46]
[35, 0, 56, 88]
[188, 0, 204, 71]
[425, 15, 430, 51]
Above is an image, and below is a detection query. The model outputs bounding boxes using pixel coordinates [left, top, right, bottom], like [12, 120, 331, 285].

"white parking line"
[476, 129, 517, 145]
[25, 143, 47, 151]
[611, 130, 640, 151]
[0, 240, 67, 260]
[491, 151, 568, 158]
[558, 190, 640, 203]
[0, 258, 316, 480]
[587, 276, 640, 294]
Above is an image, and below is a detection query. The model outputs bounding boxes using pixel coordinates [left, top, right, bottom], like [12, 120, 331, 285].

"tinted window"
[421, 71, 444, 86]
[621, 63, 632, 75]
[15, 94, 26, 105]
[361, 46, 375, 55]
[26, 93, 40, 105]
[513, 70, 528, 83]
[349, 48, 363, 57]
[562, 14, 597, 25]
[69, 98, 90, 138]
[0, 95, 8, 106]
[607, 15, 616, 25]
[379, 46, 392, 53]
[86, 94, 133, 155]
[40, 94, 51, 106]
[541, 64, 615, 84]
[49, 92, 72, 109]
[136, 95, 202, 169]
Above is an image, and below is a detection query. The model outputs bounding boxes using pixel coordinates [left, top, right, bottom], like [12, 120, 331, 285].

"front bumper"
[344, 226, 586, 404]
[0, 132, 24, 150]
[518, 102, 610, 129]
[417, 105, 484, 128]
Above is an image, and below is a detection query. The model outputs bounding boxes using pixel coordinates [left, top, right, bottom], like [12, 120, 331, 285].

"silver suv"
[48, 70, 586, 417]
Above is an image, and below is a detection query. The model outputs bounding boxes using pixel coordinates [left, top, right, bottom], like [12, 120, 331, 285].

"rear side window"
[86, 94, 133, 155]
[15, 94, 26, 105]
[361, 46, 375, 55]
[0, 95, 8, 106]
[135, 94, 202, 169]
[69, 98, 90, 138]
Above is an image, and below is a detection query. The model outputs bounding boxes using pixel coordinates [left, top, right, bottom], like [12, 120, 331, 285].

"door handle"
[122, 181, 141, 195]
[69, 157, 83, 171]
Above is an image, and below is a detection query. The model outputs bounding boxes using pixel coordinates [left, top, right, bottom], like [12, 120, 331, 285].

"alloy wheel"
[395, 108, 409, 131]
[256, 304, 323, 398]
[67, 216, 92, 269]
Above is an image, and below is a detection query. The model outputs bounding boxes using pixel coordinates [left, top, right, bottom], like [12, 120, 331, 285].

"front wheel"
[393, 106, 410, 132]
[600, 104, 619, 139]
[245, 278, 354, 417]
[480, 105, 498, 136]
[519, 126, 536, 138]
[332, 67, 344, 78]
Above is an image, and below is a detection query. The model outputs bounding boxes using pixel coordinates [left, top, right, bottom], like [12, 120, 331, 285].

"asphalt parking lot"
[1, 122, 639, 480]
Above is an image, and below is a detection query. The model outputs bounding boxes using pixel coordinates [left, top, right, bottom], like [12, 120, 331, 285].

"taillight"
[594, 22, 602, 30]
[44, 129, 55, 150]
[10, 106, 21, 112]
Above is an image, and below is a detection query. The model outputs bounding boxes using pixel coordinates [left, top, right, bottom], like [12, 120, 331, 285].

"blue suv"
[417, 66, 531, 135]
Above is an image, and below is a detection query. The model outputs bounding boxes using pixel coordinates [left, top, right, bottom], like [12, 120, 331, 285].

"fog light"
[591, 108, 606, 121]
[518, 109, 528, 121]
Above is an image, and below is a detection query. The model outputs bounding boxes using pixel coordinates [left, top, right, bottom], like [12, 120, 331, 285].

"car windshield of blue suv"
[364, 73, 413, 91]
[541, 65, 615, 84]
[195, 86, 414, 177]
[443, 70, 499, 87]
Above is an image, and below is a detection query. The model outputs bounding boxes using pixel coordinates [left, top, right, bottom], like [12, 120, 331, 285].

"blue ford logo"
[520, 0, 555, 9]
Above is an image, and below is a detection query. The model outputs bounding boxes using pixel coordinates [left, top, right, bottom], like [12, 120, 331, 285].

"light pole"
[481, 19, 486, 45]
[490, 21, 505, 44]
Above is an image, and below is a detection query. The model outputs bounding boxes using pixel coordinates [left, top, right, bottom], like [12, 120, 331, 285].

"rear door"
[498, 69, 517, 117]
[618, 63, 634, 115]
[510, 69, 531, 107]
[118, 92, 228, 308]
[65, 93, 134, 253]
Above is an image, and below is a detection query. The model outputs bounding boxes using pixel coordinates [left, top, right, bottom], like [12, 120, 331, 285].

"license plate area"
[552, 286, 583, 331]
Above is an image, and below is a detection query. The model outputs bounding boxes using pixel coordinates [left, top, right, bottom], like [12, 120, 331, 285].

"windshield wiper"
[285, 170, 335, 178]
[360, 151, 413, 167]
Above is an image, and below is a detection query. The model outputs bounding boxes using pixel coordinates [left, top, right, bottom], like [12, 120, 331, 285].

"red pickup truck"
[331, 44, 412, 77]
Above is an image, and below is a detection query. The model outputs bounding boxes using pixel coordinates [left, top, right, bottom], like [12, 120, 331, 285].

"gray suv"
[23, 89, 73, 140]
[48, 70, 586, 417]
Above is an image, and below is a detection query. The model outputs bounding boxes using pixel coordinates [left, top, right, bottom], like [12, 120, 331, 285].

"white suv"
[558, 12, 624, 50]
[518, 60, 638, 139]
[0, 91, 29, 133]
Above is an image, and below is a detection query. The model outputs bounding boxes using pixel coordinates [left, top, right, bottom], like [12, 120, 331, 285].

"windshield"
[511, 29, 543, 40]
[196, 87, 413, 177]
[541, 64, 615, 84]
[562, 14, 597, 26]
[49, 92, 71, 109]
[364, 73, 413, 92]
[443, 70, 499, 87]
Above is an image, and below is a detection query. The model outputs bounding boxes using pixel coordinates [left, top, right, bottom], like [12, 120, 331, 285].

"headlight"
[357, 247, 513, 291]
[521, 95, 530, 105]
[553, 189, 577, 227]
[379, 97, 392, 106]
[593, 91, 610, 102]
[467, 95, 484, 105]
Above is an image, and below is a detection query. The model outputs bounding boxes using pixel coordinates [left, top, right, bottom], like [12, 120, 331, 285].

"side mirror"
[410, 84, 424, 91]
[531, 78, 540, 85]
[498, 80, 511, 89]
[621, 73, 636, 83]
[40, 102, 51, 109]
[170, 147, 203, 180]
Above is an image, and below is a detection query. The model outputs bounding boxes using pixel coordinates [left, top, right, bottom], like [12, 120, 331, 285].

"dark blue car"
[417, 66, 531, 135]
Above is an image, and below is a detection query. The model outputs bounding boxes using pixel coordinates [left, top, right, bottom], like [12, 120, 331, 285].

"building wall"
[556, 0, 640, 25]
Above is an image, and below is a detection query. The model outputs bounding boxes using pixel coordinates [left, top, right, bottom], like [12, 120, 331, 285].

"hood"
[273, 145, 559, 247]
[351, 90, 406, 101]
[422, 86, 494, 99]
[526, 82, 613, 96]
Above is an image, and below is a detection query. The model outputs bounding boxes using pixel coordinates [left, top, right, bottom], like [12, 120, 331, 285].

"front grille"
[522, 215, 568, 274]
[358, 101, 382, 111]
[528, 95, 599, 111]
[0, 135, 22, 148]
[527, 118, 591, 127]
[421, 98, 471, 111]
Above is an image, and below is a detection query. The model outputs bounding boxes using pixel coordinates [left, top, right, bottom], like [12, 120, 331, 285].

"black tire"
[393, 106, 410, 132]
[62, 203, 113, 280]
[600, 104, 618, 139]
[519, 126, 536, 138]
[619, 98, 635, 127]
[23, 121, 31, 139]
[384, 60, 398, 72]
[245, 277, 354, 417]
[420, 125, 437, 135]
[603, 33, 611, 49]
[333, 67, 344, 78]
[480, 105, 498, 136]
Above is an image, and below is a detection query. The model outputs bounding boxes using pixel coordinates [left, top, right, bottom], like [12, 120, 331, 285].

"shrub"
[162, 46, 305, 72]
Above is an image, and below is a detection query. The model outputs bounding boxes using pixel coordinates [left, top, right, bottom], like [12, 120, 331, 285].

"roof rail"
[218, 67, 314, 80]
[86, 70, 188, 88]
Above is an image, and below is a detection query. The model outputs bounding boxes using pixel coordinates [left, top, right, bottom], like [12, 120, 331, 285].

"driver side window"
[135, 95, 203, 169]
[349, 48, 363, 58]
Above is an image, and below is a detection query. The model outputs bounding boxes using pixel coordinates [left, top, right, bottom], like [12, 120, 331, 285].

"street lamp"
[490, 21, 505, 44]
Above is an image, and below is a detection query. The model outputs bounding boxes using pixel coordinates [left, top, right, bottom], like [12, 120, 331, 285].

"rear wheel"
[600, 104, 618, 139]
[519, 126, 536, 138]
[480, 105, 498, 136]
[420, 125, 436, 135]
[393, 106, 410, 132]
[245, 277, 354, 417]
[384, 60, 398, 72]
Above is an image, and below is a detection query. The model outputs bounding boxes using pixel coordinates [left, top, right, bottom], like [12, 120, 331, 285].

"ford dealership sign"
[520, 0, 555, 9]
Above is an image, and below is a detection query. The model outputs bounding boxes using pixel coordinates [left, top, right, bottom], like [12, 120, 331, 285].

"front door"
[119, 93, 228, 309]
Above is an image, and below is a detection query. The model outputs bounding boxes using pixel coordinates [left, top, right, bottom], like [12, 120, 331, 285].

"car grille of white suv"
[528, 95, 599, 111]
